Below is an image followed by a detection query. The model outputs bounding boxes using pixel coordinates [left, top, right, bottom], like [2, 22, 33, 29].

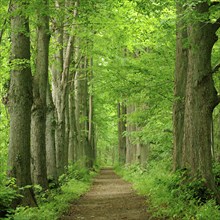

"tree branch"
[212, 63, 220, 74]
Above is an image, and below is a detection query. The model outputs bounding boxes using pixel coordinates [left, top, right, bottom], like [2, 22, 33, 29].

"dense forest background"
[1, 0, 220, 219]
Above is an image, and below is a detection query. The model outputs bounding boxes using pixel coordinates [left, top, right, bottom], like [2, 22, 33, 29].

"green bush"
[0, 171, 18, 217]
[4, 165, 95, 220]
[116, 162, 220, 220]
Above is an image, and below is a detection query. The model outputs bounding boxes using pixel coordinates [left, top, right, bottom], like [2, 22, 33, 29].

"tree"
[8, 0, 36, 206]
[118, 102, 126, 165]
[173, 0, 188, 170]
[31, 0, 50, 189]
[51, 0, 80, 175]
[174, 0, 220, 200]
[46, 83, 58, 183]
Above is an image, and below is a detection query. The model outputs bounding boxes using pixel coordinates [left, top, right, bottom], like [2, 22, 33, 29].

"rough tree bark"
[74, 38, 82, 162]
[51, 1, 64, 175]
[8, 0, 36, 206]
[46, 83, 57, 182]
[183, 2, 220, 191]
[68, 0, 79, 164]
[174, 1, 220, 200]
[68, 77, 78, 163]
[52, 0, 78, 175]
[31, 0, 49, 189]
[173, 0, 188, 171]
[86, 58, 96, 168]
[75, 56, 89, 166]
[125, 105, 137, 164]
[118, 102, 126, 165]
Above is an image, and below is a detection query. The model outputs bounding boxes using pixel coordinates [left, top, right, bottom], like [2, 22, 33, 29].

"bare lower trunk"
[8, 0, 36, 206]
[118, 102, 126, 165]
[64, 85, 70, 168]
[46, 84, 57, 182]
[50, 0, 65, 177]
[74, 55, 89, 165]
[173, 1, 188, 171]
[180, 2, 220, 200]
[125, 105, 136, 164]
[68, 85, 77, 163]
[87, 93, 95, 168]
[55, 91, 66, 175]
[31, 0, 49, 188]
[140, 143, 149, 168]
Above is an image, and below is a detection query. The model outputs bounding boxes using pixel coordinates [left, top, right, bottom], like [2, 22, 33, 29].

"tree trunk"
[88, 93, 95, 167]
[51, 4, 64, 175]
[52, 0, 77, 174]
[74, 52, 82, 162]
[118, 102, 126, 165]
[125, 105, 136, 164]
[8, 0, 36, 206]
[173, 1, 188, 171]
[181, 2, 220, 198]
[140, 143, 149, 168]
[51, 0, 66, 176]
[46, 83, 57, 183]
[31, 0, 49, 189]
[74, 54, 88, 165]
[136, 125, 149, 165]
[68, 80, 78, 163]
[214, 112, 220, 161]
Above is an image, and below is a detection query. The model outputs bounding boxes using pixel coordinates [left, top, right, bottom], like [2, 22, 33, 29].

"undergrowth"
[115, 160, 220, 220]
[2, 163, 97, 220]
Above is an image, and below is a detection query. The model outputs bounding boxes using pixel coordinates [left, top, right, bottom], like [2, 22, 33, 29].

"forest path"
[60, 168, 156, 220]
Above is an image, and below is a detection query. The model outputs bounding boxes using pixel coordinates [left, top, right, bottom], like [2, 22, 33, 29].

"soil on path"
[60, 168, 156, 220]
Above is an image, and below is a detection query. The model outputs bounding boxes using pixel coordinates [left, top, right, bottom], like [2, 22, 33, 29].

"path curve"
[60, 168, 155, 220]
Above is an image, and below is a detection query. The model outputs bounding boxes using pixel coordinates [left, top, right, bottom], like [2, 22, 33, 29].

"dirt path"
[60, 168, 155, 220]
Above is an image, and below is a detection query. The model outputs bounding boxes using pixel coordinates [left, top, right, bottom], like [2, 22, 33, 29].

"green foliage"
[0, 10, 10, 215]
[0, 181, 18, 216]
[59, 163, 95, 184]
[169, 170, 216, 207]
[0, 0, 219, 218]
[116, 163, 220, 220]
[91, 0, 175, 167]
[11, 179, 89, 220]
[5, 166, 94, 220]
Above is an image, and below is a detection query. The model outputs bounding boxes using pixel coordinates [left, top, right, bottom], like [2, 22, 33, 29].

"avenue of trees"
[1, 0, 220, 218]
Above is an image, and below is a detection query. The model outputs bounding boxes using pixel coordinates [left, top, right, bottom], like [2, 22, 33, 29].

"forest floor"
[60, 168, 158, 220]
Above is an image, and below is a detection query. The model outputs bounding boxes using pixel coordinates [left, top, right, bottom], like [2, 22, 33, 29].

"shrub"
[116, 162, 220, 220]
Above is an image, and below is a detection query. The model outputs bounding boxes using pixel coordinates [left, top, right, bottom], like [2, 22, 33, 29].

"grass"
[4, 166, 97, 220]
[115, 161, 220, 220]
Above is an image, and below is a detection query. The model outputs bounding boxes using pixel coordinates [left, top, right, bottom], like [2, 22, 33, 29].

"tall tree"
[126, 105, 137, 164]
[87, 59, 96, 167]
[51, 0, 66, 176]
[46, 83, 57, 182]
[8, 0, 36, 206]
[174, 0, 220, 200]
[75, 55, 88, 165]
[31, 0, 50, 189]
[118, 102, 126, 165]
[173, 0, 188, 170]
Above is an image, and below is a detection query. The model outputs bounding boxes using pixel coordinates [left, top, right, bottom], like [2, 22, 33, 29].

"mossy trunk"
[183, 3, 219, 190]
[31, 0, 49, 189]
[125, 105, 136, 164]
[173, 1, 188, 170]
[8, 0, 36, 206]
[175, 2, 220, 200]
[118, 102, 126, 165]
[46, 84, 57, 182]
